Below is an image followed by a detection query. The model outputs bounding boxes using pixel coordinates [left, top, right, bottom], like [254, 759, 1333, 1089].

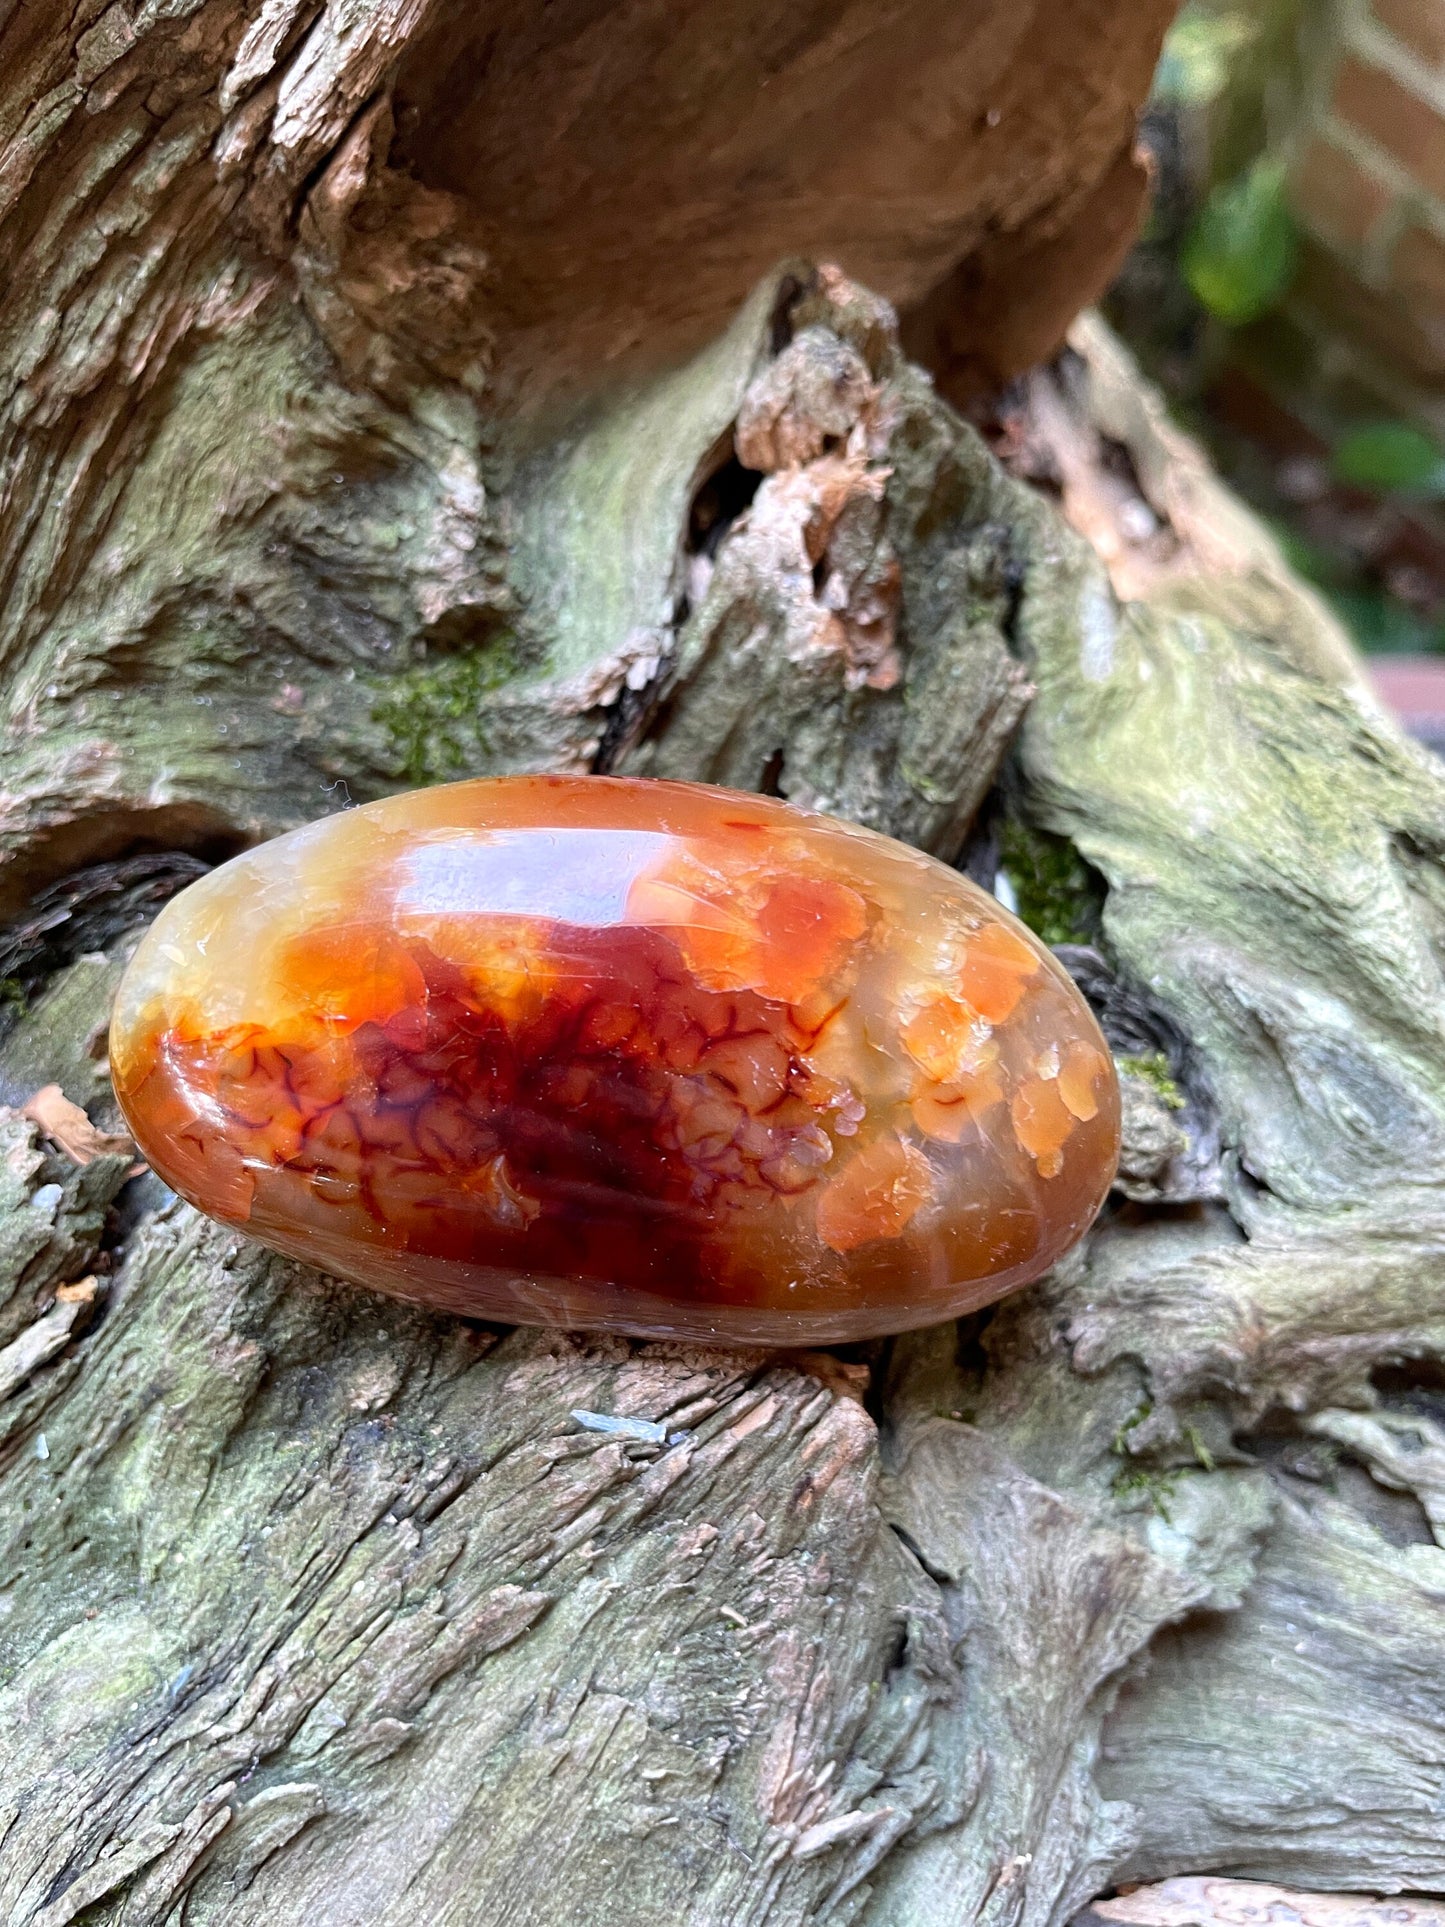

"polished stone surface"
[111, 776, 1119, 1343]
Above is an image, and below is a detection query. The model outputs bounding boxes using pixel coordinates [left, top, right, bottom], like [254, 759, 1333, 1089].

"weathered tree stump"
[4, 5, 1445, 1924]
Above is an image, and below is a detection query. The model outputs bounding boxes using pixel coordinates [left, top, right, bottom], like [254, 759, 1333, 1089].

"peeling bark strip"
[1080, 1881, 1445, 1927]
[4, 1, 1445, 1923]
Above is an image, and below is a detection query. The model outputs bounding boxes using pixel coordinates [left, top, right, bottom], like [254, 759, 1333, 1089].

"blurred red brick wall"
[1287, 0, 1445, 417]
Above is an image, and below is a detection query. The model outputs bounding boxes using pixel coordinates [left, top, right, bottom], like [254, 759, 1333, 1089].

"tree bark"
[6, 5, 1445, 1926]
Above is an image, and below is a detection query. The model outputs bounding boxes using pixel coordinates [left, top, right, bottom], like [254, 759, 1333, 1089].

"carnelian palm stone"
[111, 776, 1120, 1344]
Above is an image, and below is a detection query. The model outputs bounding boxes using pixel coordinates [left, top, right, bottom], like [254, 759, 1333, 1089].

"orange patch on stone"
[273, 924, 427, 1035]
[957, 922, 1039, 1024]
[912, 1066, 1005, 1143]
[630, 852, 866, 1006]
[815, 1132, 934, 1252]
[755, 873, 868, 1004]
[1010, 1077, 1075, 1177]
[1058, 1041, 1105, 1121]
[900, 993, 988, 1084]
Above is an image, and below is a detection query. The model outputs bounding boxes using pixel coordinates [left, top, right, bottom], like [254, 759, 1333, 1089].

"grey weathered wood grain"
[3, 2, 1444, 1921]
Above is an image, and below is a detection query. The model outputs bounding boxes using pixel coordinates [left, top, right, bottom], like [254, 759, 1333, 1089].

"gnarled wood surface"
[4, 4, 1445, 1925]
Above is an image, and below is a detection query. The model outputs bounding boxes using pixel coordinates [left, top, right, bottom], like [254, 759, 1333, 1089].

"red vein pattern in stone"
[110, 776, 1120, 1343]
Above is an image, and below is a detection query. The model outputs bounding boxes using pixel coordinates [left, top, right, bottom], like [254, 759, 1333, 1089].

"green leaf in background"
[1182, 160, 1299, 324]
[1153, 5, 1259, 108]
[1331, 421, 1445, 497]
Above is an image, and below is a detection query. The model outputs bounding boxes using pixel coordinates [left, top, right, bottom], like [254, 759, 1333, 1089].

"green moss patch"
[1118, 1050, 1186, 1110]
[371, 634, 519, 786]
[998, 820, 1105, 946]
